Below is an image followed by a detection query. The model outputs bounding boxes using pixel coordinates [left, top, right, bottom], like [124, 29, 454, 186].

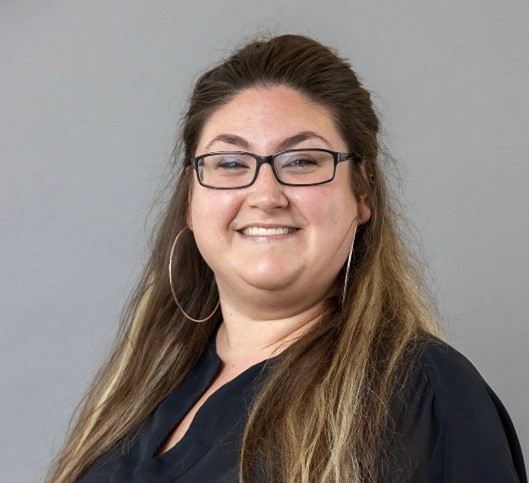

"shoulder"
[417, 337, 501, 413]
[390, 336, 527, 483]
[416, 337, 523, 445]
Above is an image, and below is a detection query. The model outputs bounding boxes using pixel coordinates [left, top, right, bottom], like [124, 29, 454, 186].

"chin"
[242, 274, 299, 292]
[237, 264, 303, 293]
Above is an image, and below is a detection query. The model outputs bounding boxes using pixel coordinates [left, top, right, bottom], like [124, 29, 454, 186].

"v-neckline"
[136, 340, 274, 479]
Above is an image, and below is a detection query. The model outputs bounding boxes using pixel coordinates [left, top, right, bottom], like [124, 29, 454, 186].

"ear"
[357, 193, 371, 225]
[356, 160, 373, 224]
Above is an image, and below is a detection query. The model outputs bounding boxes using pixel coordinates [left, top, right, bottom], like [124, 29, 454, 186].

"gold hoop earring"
[341, 221, 358, 307]
[169, 227, 220, 323]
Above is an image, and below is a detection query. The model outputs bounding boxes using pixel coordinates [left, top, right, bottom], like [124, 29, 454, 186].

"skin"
[158, 85, 370, 453]
[189, 84, 370, 361]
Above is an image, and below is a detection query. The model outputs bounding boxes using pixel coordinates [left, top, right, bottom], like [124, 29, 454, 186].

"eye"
[284, 157, 317, 168]
[278, 153, 322, 171]
[211, 154, 252, 170]
[217, 160, 249, 170]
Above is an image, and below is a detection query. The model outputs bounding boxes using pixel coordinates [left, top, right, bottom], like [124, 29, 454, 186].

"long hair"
[47, 34, 442, 482]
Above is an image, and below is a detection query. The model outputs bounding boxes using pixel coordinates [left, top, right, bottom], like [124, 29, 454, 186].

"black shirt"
[79, 338, 527, 482]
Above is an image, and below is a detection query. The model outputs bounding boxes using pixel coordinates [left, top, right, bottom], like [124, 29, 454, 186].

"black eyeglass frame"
[190, 148, 361, 189]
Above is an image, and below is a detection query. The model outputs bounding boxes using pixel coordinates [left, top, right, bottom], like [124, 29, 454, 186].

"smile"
[240, 226, 298, 236]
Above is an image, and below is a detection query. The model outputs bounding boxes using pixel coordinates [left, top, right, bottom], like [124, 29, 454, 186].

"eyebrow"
[203, 131, 332, 152]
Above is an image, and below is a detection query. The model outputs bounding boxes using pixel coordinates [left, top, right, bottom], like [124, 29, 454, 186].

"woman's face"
[189, 85, 371, 314]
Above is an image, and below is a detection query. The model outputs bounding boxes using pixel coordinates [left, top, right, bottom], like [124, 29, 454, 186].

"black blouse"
[78, 338, 527, 482]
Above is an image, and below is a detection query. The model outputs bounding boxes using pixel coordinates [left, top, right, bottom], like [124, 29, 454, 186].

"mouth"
[239, 226, 299, 236]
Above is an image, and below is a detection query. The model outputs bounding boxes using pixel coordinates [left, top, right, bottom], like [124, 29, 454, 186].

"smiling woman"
[47, 35, 527, 483]
[189, 86, 368, 310]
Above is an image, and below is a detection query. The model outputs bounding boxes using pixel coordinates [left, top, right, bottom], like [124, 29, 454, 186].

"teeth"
[242, 226, 295, 236]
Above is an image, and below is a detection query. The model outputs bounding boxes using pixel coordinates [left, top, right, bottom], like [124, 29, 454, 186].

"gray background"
[1, 1, 528, 481]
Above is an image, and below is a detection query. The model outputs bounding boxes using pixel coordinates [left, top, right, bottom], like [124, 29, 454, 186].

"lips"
[240, 226, 298, 236]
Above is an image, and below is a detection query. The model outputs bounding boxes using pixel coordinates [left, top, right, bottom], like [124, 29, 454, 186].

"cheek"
[296, 186, 358, 228]
[190, 189, 241, 234]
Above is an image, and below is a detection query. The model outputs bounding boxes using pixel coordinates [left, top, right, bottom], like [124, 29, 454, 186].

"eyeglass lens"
[197, 150, 336, 188]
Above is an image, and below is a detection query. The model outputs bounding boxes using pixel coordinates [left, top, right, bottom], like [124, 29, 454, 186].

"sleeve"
[391, 340, 527, 483]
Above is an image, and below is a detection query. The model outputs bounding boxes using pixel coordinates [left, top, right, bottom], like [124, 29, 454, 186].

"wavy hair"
[47, 34, 442, 482]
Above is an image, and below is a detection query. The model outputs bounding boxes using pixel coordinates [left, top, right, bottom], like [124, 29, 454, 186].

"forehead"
[196, 85, 347, 154]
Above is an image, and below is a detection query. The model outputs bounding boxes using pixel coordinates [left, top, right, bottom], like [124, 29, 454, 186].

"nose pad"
[248, 164, 288, 210]
[255, 162, 280, 185]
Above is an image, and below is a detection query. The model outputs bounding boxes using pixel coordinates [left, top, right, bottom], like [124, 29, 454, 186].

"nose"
[246, 163, 288, 211]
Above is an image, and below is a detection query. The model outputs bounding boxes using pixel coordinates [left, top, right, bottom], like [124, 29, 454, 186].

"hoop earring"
[169, 227, 220, 323]
[341, 221, 358, 307]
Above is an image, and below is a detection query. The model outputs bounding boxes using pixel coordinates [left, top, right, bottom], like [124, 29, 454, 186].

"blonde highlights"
[47, 35, 441, 483]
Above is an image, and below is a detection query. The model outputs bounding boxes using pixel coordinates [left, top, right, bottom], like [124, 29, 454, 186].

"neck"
[215, 297, 326, 369]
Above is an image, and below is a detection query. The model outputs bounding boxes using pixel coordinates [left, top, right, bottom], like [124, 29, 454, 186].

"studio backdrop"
[1, 1, 527, 481]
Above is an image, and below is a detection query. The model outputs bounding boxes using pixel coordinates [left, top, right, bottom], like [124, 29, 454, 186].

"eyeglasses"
[190, 148, 359, 189]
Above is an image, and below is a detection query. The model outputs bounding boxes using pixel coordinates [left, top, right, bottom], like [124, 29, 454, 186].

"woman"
[47, 35, 526, 482]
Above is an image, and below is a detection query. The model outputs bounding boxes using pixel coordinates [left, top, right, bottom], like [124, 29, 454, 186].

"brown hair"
[47, 34, 441, 482]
